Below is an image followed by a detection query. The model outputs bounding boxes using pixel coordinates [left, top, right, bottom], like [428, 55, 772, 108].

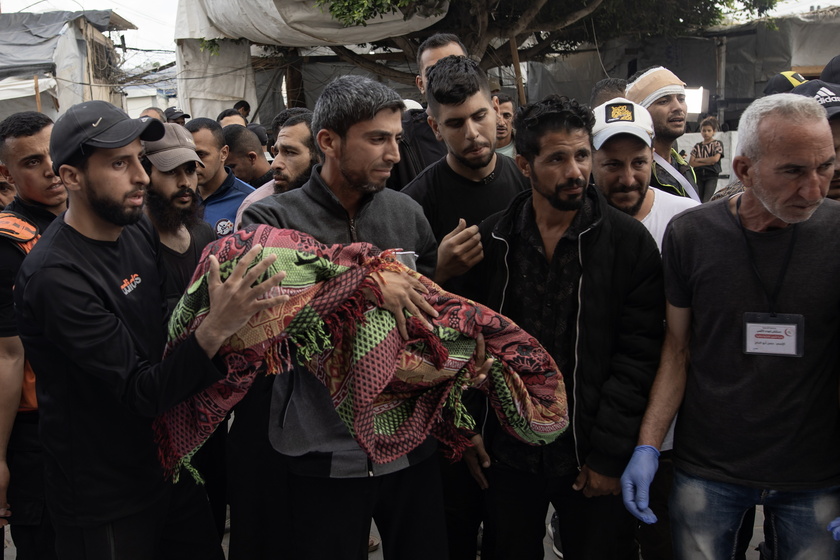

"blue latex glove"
[621, 445, 660, 524]
[828, 517, 840, 541]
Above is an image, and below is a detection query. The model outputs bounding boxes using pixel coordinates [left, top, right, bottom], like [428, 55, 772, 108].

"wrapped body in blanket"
[154, 225, 568, 477]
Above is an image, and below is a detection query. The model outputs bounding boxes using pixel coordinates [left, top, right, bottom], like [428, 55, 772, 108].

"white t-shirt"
[640, 189, 698, 450]
[641, 189, 699, 251]
[495, 141, 516, 159]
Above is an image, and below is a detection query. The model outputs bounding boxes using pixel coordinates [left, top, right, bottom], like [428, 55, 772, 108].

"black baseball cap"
[164, 107, 190, 121]
[763, 71, 807, 96]
[821, 55, 840, 84]
[790, 79, 840, 120]
[246, 123, 268, 145]
[51, 100, 165, 174]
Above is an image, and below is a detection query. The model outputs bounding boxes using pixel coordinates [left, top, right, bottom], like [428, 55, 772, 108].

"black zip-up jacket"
[463, 187, 665, 477]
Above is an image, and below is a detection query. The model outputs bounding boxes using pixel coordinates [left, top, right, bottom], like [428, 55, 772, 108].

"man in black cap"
[821, 54, 840, 84]
[14, 100, 287, 560]
[763, 71, 808, 96]
[164, 106, 190, 126]
[791, 79, 840, 200]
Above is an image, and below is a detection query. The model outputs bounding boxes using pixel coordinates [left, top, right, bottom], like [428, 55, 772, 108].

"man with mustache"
[142, 125, 230, 539]
[625, 67, 700, 202]
[591, 98, 697, 250]
[142, 123, 216, 312]
[402, 55, 527, 292]
[493, 93, 516, 159]
[234, 109, 318, 230]
[386, 32, 467, 191]
[590, 98, 696, 560]
[790, 79, 840, 201]
[400, 54, 529, 560]
[13, 100, 286, 560]
[461, 94, 664, 559]
[622, 93, 840, 559]
[242, 76, 446, 560]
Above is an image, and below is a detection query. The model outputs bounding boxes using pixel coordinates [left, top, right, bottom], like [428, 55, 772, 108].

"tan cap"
[143, 123, 204, 172]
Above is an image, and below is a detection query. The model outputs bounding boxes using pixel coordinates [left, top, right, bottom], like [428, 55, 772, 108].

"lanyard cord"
[735, 196, 797, 316]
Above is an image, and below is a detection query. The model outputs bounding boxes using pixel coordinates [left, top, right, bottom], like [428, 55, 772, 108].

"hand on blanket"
[465, 333, 492, 389]
[371, 270, 439, 340]
[196, 244, 289, 357]
[464, 434, 491, 489]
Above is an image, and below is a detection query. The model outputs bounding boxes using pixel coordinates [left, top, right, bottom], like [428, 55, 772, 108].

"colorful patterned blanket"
[154, 225, 568, 478]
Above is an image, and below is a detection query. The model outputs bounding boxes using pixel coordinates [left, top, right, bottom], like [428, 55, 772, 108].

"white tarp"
[175, 38, 258, 122]
[0, 75, 57, 102]
[0, 75, 60, 120]
[175, 0, 446, 122]
[175, 0, 447, 46]
[786, 11, 840, 68]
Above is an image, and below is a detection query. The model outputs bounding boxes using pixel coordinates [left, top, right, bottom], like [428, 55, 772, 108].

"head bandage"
[625, 67, 686, 109]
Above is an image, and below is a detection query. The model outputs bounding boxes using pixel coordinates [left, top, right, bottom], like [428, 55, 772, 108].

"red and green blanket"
[154, 225, 568, 478]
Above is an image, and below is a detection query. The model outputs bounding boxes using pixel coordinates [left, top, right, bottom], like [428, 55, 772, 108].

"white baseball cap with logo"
[591, 97, 655, 150]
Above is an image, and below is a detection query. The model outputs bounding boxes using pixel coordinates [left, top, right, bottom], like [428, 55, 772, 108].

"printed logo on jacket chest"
[120, 273, 142, 295]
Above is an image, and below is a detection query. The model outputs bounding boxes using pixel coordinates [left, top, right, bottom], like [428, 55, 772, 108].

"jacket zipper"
[491, 231, 511, 313]
[349, 218, 358, 242]
[571, 224, 594, 470]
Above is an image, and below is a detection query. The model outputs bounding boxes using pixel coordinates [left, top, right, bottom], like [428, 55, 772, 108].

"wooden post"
[34, 75, 42, 113]
[509, 37, 526, 106]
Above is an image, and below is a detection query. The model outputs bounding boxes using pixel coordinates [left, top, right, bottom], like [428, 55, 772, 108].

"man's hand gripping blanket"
[154, 225, 568, 480]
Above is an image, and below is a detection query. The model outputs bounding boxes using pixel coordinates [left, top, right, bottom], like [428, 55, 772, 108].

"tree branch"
[328, 45, 417, 86]
[535, 0, 606, 32]
[389, 36, 418, 69]
[520, 31, 565, 59]
[507, 0, 550, 38]
[464, 0, 491, 58]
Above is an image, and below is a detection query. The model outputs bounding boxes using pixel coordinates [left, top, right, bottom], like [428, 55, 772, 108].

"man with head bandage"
[626, 67, 700, 202]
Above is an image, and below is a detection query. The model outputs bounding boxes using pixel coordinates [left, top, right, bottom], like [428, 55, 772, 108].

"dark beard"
[612, 185, 648, 217]
[339, 161, 387, 194]
[534, 173, 586, 211]
[145, 187, 201, 234]
[273, 164, 314, 194]
[89, 189, 144, 227]
[548, 194, 585, 211]
[452, 144, 494, 170]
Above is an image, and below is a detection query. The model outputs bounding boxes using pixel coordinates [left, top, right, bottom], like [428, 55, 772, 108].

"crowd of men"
[1, 31, 840, 560]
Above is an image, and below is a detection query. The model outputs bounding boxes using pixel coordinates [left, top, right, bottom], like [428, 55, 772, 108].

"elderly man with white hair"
[625, 66, 700, 202]
[621, 93, 840, 558]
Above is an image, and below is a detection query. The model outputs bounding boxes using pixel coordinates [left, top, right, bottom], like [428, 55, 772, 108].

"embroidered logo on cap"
[606, 103, 635, 123]
[91, 117, 103, 127]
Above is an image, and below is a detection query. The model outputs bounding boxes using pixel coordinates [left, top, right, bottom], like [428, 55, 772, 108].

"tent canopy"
[0, 10, 135, 81]
[175, 0, 446, 46]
